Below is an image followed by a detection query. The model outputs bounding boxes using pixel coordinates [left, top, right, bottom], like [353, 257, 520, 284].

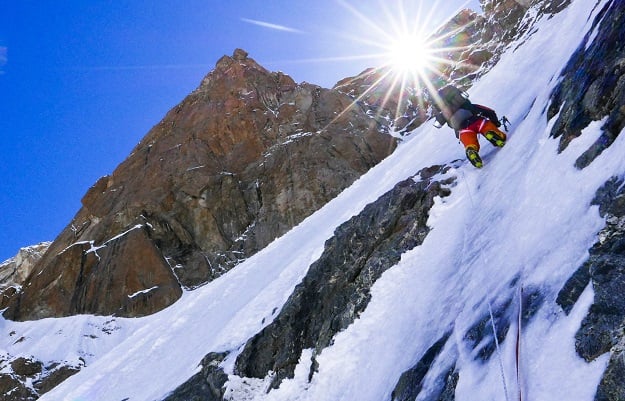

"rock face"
[391, 334, 452, 401]
[557, 177, 625, 401]
[162, 352, 229, 401]
[432, 9, 499, 86]
[479, 0, 570, 43]
[548, 0, 625, 168]
[441, 0, 572, 86]
[548, 6, 625, 397]
[161, 164, 455, 399]
[441, 0, 571, 85]
[1, 49, 396, 321]
[233, 165, 455, 388]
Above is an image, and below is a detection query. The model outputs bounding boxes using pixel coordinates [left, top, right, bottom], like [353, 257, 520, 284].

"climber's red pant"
[459, 118, 507, 150]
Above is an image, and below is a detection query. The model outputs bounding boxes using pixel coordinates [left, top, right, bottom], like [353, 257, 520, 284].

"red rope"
[516, 287, 523, 401]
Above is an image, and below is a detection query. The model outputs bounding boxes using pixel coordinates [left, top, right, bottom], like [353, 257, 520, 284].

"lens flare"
[321, 0, 479, 132]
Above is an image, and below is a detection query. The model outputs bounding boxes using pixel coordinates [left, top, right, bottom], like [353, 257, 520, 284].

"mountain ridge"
[1, 48, 397, 321]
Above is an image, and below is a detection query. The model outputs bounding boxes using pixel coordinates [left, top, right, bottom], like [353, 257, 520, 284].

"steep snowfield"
[2, 0, 622, 400]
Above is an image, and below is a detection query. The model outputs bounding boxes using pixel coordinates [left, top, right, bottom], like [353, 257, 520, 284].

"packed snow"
[1, 0, 622, 400]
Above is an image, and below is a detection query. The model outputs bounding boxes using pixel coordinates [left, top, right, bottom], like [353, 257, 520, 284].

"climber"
[432, 84, 507, 168]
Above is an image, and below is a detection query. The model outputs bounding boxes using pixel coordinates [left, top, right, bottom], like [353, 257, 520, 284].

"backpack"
[437, 85, 469, 113]
[433, 85, 475, 130]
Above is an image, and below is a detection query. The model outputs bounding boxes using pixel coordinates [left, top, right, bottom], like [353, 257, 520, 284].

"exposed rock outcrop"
[548, 0, 625, 168]
[333, 66, 427, 134]
[0, 355, 81, 401]
[163, 352, 229, 401]
[165, 164, 456, 398]
[1, 49, 396, 321]
[233, 165, 455, 388]
[557, 176, 625, 400]
[439, 0, 571, 85]
[391, 334, 452, 401]
[479, 0, 570, 44]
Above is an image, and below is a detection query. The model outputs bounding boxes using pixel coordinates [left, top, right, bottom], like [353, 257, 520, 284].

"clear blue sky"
[0, 0, 480, 261]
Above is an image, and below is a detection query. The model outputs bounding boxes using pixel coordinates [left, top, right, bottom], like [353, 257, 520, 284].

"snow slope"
[2, 0, 622, 399]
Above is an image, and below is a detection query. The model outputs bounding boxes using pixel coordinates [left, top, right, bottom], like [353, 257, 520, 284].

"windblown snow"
[1, 0, 622, 400]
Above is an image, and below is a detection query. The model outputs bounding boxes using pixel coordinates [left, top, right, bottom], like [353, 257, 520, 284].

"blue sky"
[0, 0, 480, 261]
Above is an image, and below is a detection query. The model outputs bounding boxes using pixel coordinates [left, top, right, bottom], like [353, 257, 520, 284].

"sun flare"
[306, 0, 478, 131]
[387, 34, 434, 77]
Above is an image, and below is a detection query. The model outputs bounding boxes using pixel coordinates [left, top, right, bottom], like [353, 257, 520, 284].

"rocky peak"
[200, 48, 285, 93]
[0, 49, 396, 321]
[0, 242, 50, 299]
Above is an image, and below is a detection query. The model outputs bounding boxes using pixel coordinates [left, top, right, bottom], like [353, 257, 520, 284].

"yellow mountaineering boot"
[465, 146, 483, 168]
[484, 130, 506, 147]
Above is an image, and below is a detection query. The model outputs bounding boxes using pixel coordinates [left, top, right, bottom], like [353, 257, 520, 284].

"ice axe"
[500, 116, 511, 131]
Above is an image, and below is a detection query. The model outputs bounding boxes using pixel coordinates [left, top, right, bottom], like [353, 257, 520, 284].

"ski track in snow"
[1, 0, 622, 400]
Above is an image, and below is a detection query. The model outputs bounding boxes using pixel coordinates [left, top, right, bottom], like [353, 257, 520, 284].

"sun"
[387, 34, 435, 78]
[306, 0, 477, 131]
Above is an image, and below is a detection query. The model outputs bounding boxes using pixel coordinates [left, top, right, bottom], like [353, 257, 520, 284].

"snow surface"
[1, 0, 622, 400]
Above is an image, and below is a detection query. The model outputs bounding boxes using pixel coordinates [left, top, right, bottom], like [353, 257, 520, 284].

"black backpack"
[433, 85, 504, 130]
[436, 85, 470, 115]
[433, 85, 474, 130]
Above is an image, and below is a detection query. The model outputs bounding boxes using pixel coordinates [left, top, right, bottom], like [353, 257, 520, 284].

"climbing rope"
[460, 163, 513, 401]
[489, 300, 511, 401]
[516, 287, 524, 401]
